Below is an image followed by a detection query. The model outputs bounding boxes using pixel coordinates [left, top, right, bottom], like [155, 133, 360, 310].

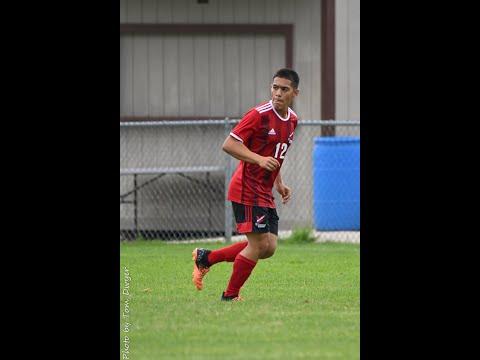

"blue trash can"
[312, 136, 360, 230]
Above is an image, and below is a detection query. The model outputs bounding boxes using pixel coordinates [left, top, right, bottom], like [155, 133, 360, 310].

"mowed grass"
[120, 240, 359, 360]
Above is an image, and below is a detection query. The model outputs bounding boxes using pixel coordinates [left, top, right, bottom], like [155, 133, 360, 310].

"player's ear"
[293, 88, 300, 97]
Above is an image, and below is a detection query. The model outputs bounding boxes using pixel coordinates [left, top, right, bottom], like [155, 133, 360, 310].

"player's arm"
[274, 170, 292, 204]
[222, 136, 280, 172]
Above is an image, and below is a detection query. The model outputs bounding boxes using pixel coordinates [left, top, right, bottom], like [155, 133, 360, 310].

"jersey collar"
[269, 100, 291, 121]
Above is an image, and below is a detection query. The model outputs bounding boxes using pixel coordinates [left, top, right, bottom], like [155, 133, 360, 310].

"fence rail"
[120, 119, 360, 243]
[120, 119, 360, 127]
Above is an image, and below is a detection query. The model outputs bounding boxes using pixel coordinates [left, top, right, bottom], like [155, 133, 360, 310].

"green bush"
[282, 227, 317, 244]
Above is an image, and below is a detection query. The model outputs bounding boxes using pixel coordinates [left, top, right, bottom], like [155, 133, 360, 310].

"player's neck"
[275, 105, 289, 118]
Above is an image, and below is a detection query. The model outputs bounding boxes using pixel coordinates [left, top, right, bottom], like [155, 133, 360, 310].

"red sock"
[224, 254, 257, 297]
[207, 241, 248, 265]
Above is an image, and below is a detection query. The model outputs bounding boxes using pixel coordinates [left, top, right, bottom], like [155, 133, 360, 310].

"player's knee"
[247, 233, 270, 256]
[258, 236, 276, 259]
[269, 241, 277, 256]
[262, 242, 277, 259]
[254, 234, 270, 253]
[257, 240, 270, 255]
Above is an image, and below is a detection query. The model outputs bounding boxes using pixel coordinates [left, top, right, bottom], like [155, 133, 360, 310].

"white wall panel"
[157, 0, 173, 23]
[163, 36, 179, 116]
[187, 0, 203, 22]
[148, 35, 164, 115]
[233, 0, 249, 23]
[254, 35, 271, 104]
[120, 0, 127, 23]
[348, 0, 360, 121]
[294, 0, 313, 120]
[120, 35, 133, 115]
[336, 0, 349, 121]
[310, 0, 322, 118]
[270, 35, 285, 75]
[120, 0, 361, 122]
[224, 36, 241, 117]
[336, 0, 360, 135]
[194, 36, 210, 116]
[178, 36, 195, 116]
[218, 0, 234, 24]
[265, 0, 280, 24]
[279, 0, 295, 24]
[239, 36, 255, 113]
[126, 0, 142, 22]
[249, 0, 265, 23]
[202, 0, 219, 23]
[172, 0, 188, 23]
[132, 35, 149, 116]
[209, 35, 225, 117]
[142, 0, 157, 23]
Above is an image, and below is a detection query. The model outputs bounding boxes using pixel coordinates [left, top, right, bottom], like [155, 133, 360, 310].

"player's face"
[270, 77, 299, 113]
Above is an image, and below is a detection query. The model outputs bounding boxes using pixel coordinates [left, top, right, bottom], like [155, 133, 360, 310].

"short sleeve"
[230, 109, 261, 144]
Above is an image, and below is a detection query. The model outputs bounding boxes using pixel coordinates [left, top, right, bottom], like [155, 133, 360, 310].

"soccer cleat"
[220, 292, 243, 302]
[192, 248, 211, 290]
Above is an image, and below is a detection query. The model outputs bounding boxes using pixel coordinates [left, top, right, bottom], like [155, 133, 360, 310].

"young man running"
[192, 68, 300, 301]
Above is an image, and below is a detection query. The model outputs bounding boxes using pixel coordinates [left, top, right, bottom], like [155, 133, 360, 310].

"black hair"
[273, 68, 299, 89]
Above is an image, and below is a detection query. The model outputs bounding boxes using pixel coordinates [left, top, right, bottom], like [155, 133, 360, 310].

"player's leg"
[239, 231, 271, 261]
[192, 202, 252, 290]
[258, 233, 277, 259]
[222, 204, 275, 300]
[221, 231, 270, 300]
[221, 231, 277, 299]
[191, 241, 248, 291]
[191, 247, 211, 290]
[207, 240, 249, 265]
[258, 208, 279, 259]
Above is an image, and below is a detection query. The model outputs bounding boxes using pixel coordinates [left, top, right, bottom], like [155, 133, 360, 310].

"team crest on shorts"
[255, 215, 267, 228]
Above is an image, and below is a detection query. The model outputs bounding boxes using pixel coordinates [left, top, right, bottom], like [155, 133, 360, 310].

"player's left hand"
[275, 183, 292, 204]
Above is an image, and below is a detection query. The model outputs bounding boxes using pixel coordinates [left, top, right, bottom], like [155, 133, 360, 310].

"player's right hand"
[258, 156, 280, 171]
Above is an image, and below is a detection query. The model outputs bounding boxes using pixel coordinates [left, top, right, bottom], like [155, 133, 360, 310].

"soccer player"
[192, 68, 300, 301]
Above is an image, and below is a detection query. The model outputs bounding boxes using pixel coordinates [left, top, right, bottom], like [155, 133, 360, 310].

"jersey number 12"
[274, 143, 288, 159]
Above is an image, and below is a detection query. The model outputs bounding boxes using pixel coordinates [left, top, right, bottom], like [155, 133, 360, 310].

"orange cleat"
[192, 248, 211, 290]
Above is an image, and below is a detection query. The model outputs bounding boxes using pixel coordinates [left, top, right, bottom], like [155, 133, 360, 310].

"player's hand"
[275, 183, 292, 204]
[258, 156, 280, 172]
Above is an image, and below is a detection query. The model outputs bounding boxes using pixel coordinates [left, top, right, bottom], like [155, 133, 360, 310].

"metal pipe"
[224, 118, 233, 243]
[120, 119, 360, 127]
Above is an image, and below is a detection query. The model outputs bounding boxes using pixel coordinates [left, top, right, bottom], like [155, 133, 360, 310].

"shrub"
[282, 227, 317, 244]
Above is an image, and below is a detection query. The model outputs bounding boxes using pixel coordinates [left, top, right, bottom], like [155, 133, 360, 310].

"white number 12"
[274, 143, 288, 159]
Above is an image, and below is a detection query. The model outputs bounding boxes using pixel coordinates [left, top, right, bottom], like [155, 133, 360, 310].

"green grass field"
[120, 240, 359, 359]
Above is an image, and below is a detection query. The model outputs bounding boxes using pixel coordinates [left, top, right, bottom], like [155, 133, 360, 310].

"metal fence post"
[224, 117, 233, 243]
[133, 174, 138, 240]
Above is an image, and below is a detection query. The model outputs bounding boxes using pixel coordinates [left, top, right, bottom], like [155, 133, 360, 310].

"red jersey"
[227, 100, 299, 208]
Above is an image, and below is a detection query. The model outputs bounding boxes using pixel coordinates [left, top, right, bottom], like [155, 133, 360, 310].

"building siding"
[336, 0, 360, 135]
[120, 0, 328, 120]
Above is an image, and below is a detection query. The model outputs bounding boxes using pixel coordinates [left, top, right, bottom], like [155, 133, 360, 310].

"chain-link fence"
[120, 119, 359, 243]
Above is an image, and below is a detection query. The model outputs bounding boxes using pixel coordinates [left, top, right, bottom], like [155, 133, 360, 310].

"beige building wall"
[120, 0, 360, 121]
[120, 0, 322, 120]
[336, 0, 360, 135]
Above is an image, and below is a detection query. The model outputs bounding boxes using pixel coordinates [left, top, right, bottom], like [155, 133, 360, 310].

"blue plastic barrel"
[312, 136, 360, 230]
